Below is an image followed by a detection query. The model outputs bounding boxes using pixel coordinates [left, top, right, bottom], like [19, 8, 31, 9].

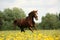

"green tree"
[59, 13, 60, 20]
[0, 11, 3, 30]
[39, 13, 59, 29]
[12, 7, 26, 19]
[0, 7, 26, 30]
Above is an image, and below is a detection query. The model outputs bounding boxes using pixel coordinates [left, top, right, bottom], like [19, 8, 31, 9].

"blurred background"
[0, 7, 60, 30]
[0, 0, 60, 30]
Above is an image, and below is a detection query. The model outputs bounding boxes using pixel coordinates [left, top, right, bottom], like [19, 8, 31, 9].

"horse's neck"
[26, 16, 34, 22]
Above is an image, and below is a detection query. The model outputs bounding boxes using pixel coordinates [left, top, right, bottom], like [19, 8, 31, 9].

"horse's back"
[14, 18, 27, 26]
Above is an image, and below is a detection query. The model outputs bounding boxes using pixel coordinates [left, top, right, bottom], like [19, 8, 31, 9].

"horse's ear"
[34, 10, 38, 14]
[33, 10, 38, 12]
[36, 10, 38, 12]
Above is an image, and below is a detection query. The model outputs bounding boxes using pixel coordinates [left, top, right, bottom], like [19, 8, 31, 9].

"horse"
[13, 10, 38, 32]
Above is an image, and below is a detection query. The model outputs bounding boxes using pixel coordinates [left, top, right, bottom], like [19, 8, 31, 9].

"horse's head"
[29, 10, 38, 20]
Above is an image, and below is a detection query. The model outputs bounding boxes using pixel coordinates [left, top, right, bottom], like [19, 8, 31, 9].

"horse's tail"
[13, 20, 17, 24]
[13, 20, 17, 30]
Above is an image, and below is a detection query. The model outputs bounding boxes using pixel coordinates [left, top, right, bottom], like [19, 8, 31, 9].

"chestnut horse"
[13, 10, 38, 32]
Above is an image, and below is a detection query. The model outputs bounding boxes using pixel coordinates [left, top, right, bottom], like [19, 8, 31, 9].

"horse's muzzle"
[35, 16, 38, 20]
[35, 18, 38, 20]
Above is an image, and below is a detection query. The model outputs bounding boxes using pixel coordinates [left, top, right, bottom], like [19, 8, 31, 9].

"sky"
[0, 0, 60, 23]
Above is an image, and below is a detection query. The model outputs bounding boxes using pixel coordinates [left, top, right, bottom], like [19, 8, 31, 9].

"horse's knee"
[29, 27, 33, 32]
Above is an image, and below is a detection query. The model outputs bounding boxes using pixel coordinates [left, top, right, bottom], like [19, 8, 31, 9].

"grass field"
[0, 30, 60, 40]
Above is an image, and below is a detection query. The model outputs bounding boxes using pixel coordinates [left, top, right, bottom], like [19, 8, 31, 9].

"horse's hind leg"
[21, 29, 25, 32]
[20, 27, 25, 32]
[34, 25, 37, 30]
[13, 20, 17, 30]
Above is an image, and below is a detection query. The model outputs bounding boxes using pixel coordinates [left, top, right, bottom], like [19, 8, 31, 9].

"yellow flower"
[38, 33, 43, 37]
[55, 37, 60, 40]
[44, 36, 54, 40]
[0, 38, 4, 40]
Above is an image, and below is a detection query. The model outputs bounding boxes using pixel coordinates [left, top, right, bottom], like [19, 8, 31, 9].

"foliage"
[59, 13, 60, 20]
[38, 13, 60, 29]
[0, 7, 26, 30]
[0, 7, 60, 30]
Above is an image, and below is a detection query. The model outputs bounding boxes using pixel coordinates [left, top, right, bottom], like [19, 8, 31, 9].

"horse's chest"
[27, 20, 34, 27]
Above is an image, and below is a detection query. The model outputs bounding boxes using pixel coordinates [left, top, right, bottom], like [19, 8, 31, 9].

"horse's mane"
[28, 10, 37, 16]
[28, 11, 34, 16]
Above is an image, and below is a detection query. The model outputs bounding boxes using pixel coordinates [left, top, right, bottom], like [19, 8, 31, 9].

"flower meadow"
[0, 30, 60, 40]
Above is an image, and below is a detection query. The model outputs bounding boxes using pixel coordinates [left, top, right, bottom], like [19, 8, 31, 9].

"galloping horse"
[13, 10, 38, 32]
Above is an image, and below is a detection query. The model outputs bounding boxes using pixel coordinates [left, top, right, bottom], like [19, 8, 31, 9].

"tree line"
[0, 7, 26, 30]
[38, 13, 60, 29]
[0, 7, 60, 30]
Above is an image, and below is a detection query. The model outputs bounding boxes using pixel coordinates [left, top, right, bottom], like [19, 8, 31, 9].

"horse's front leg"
[29, 27, 33, 32]
[33, 25, 37, 30]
